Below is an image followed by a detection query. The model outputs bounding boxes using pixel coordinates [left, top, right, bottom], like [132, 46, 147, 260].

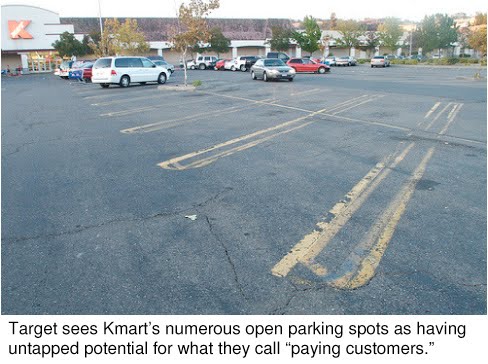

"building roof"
[60, 17, 295, 41]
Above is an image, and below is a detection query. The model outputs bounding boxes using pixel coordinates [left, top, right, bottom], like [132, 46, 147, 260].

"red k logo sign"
[8, 20, 33, 39]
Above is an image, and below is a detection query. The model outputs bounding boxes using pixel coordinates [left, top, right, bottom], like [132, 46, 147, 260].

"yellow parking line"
[160, 120, 316, 170]
[271, 142, 415, 277]
[101, 105, 158, 117]
[290, 88, 320, 97]
[157, 95, 378, 170]
[330, 95, 384, 115]
[440, 103, 463, 135]
[157, 108, 328, 170]
[424, 101, 441, 119]
[424, 102, 453, 130]
[120, 99, 274, 134]
[91, 94, 165, 106]
[329, 147, 435, 289]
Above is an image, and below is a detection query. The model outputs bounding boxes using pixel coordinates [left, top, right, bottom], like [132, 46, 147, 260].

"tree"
[473, 12, 487, 26]
[209, 27, 230, 57]
[336, 19, 364, 55]
[170, 0, 220, 86]
[292, 16, 322, 56]
[361, 31, 380, 57]
[52, 31, 86, 58]
[330, 12, 337, 30]
[417, 14, 458, 57]
[468, 26, 487, 56]
[89, 18, 149, 57]
[378, 18, 403, 54]
[115, 19, 150, 55]
[269, 26, 292, 52]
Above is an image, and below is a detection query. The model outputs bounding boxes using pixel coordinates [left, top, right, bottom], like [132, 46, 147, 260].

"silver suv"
[195, 56, 218, 70]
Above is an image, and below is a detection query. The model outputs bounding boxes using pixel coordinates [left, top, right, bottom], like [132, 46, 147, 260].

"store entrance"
[28, 52, 61, 73]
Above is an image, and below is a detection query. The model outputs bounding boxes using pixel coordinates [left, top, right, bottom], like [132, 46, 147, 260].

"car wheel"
[383, 64, 386, 68]
[100, 83, 110, 88]
[318, 67, 326, 74]
[140, 82, 146, 85]
[288, 77, 294, 82]
[240, 64, 247, 72]
[371, 65, 374, 68]
[199, 63, 206, 70]
[119, 75, 130, 88]
[263, 72, 268, 82]
[231, 66, 236, 71]
[251, 71, 257, 80]
[158, 72, 167, 84]
[190, 65, 195, 70]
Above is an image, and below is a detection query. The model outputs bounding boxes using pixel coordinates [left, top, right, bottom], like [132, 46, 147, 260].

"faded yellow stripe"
[271, 142, 415, 277]
[332, 147, 435, 289]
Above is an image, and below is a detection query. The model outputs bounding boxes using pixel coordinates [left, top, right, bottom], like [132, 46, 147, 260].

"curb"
[158, 85, 197, 92]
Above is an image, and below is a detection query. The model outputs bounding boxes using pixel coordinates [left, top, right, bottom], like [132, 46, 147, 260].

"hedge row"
[390, 58, 485, 65]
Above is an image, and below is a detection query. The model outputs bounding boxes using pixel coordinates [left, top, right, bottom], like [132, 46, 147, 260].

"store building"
[1, 4, 75, 72]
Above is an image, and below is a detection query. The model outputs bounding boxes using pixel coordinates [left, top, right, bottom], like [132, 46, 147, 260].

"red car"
[82, 63, 93, 81]
[286, 58, 330, 74]
[215, 59, 230, 70]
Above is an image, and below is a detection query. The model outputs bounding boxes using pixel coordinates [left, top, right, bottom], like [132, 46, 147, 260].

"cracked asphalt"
[1, 64, 486, 314]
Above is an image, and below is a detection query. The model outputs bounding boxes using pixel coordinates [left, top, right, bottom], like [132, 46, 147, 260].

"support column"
[157, 48, 163, 57]
[350, 47, 356, 57]
[265, 45, 271, 56]
[232, 47, 237, 58]
[19, 53, 29, 74]
[296, 46, 301, 58]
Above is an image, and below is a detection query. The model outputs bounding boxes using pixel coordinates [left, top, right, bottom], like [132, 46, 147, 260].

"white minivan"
[91, 56, 170, 88]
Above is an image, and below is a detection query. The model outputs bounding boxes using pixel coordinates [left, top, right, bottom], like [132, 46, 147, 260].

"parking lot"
[2, 64, 487, 314]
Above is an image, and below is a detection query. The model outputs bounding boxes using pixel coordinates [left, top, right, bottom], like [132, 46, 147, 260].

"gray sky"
[2, 0, 486, 21]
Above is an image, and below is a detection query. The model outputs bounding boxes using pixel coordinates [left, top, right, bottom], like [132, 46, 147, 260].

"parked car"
[286, 58, 330, 74]
[371, 55, 391, 68]
[215, 58, 230, 70]
[82, 63, 94, 81]
[185, 59, 196, 69]
[91, 56, 170, 88]
[230, 55, 261, 71]
[224, 58, 236, 70]
[324, 56, 336, 66]
[336, 56, 357, 66]
[194, 55, 218, 70]
[56, 60, 74, 79]
[153, 60, 175, 74]
[251, 58, 295, 82]
[266, 52, 290, 63]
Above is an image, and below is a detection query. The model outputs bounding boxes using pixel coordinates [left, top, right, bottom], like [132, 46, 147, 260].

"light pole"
[98, 0, 103, 35]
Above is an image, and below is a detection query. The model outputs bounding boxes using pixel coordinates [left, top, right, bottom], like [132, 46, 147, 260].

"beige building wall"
[1, 53, 22, 70]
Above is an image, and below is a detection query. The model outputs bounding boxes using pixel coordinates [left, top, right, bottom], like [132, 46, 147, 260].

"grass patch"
[192, 80, 202, 87]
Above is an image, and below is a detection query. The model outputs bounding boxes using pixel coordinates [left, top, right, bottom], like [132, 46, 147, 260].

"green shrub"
[357, 58, 369, 64]
[192, 80, 202, 87]
[404, 59, 418, 65]
[459, 58, 479, 64]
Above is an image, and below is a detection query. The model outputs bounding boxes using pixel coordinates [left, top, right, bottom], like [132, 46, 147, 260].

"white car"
[153, 60, 175, 74]
[224, 58, 236, 70]
[91, 56, 170, 88]
[371, 56, 391, 68]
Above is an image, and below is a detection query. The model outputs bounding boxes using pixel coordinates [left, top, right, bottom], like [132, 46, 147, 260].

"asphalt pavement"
[1, 64, 486, 314]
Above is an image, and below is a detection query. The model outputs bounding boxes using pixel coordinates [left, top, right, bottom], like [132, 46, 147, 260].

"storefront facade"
[1, 4, 74, 73]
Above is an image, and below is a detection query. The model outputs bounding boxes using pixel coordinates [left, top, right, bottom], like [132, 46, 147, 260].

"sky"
[2, 0, 486, 21]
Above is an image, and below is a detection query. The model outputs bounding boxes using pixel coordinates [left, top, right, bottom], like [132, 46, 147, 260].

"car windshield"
[339, 57, 349, 60]
[264, 59, 285, 67]
[373, 56, 385, 59]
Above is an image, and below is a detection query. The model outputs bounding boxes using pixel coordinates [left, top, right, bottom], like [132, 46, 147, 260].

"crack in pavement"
[203, 214, 249, 302]
[3, 188, 234, 244]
